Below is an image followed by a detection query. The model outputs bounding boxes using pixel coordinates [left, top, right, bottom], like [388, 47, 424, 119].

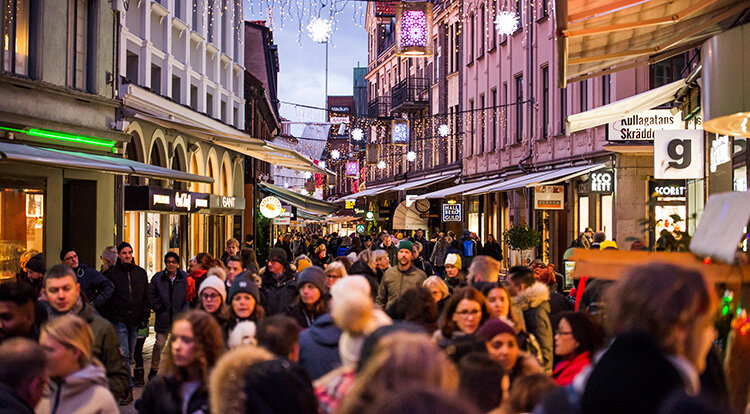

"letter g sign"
[654, 130, 703, 179]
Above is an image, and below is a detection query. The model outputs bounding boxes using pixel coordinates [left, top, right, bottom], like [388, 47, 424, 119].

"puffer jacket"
[149, 269, 190, 334]
[298, 313, 342, 380]
[35, 364, 119, 414]
[375, 265, 427, 310]
[515, 282, 554, 373]
[103, 260, 149, 327]
[136, 375, 209, 414]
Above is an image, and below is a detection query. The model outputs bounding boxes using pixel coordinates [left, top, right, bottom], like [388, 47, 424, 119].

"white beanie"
[199, 275, 227, 304]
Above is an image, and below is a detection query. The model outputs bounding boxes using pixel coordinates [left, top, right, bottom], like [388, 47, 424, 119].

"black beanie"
[117, 242, 133, 253]
[25, 253, 46, 274]
[268, 248, 288, 266]
[59, 247, 75, 261]
[227, 277, 260, 305]
[297, 266, 328, 294]
[243, 359, 317, 414]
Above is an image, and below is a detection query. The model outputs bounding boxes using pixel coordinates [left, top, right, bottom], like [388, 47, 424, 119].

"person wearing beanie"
[225, 278, 264, 339]
[59, 248, 115, 312]
[375, 240, 427, 310]
[478, 318, 542, 386]
[259, 248, 298, 316]
[443, 253, 467, 290]
[285, 267, 329, 328]
[19, 253, 46, 298]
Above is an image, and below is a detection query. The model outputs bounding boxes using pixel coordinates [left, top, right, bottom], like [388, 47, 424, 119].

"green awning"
[258, 182, 339, 215]
[297, 210, 325, 221]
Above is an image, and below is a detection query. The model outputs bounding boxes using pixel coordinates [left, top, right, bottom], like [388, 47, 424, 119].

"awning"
[390, 173, 457, 191]
[338, 184, 397, 201]
[555, 0, 746, 87]
[0, 142, 213, 183]
[297, 209, 326, 221]
[392, 201, 428, 230]
[528, 163, 610, 186]
[466, 164, 609, 194]
[414, 178, 504, 199]
[466, 173, 550, 195]
[258, 182, 338, 215]
[566, 79, 687, 134]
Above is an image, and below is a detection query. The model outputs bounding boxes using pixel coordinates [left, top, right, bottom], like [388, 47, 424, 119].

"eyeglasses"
[454, 309, 481, 317]
[201, 293, 220, 301]
[165, 260, 178, 264]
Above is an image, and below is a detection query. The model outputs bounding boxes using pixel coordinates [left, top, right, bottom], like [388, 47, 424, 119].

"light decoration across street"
[331, 149, 341, 160]
[307, 17, 334, 43]
[494, 11, 520, 36]
[407, 151, 417, 162]
[351, 128, 364, 141]
[377, 160, 387, 170]
[438, 124, 450, 137]
[396, 2, 432, 57]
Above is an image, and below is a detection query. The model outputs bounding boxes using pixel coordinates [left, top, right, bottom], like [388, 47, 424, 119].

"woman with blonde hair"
[136, 310, 224, 413]
[337, 332, 458, 414]
[422, 276, 450, 314]
[324, 261, 348, 289]
[36, 315, 119, 414]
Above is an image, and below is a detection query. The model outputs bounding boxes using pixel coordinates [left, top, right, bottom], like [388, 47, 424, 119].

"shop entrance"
[63, 180, 98, 267]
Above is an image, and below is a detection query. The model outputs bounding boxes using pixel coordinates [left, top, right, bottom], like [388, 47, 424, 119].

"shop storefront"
[0, 179, 45, 281]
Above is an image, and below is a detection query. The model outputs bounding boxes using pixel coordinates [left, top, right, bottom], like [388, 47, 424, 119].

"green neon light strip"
[0, 126, 115, 148]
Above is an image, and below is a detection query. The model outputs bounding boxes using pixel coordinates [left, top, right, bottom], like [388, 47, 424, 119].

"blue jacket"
[298, 313, 342, 380]
[149, 269, 189, 333]
[74, 264, 114, 310]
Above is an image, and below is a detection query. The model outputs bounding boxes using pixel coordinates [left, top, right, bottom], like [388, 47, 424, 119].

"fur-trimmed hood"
[515, 282, 550, 310]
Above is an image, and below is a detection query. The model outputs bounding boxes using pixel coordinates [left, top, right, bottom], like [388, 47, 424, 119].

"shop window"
[601, 194, 613, 241]
[515, 74, 523, 143]
[468, 199, 480, 236]
[3, 0, 29, 76]
[734, 165, 747, 192]
[578, 196, 589, 234]
[146, 213, 162, 278]
[651, 54, 686, 88]
[0, 188, 44, 281]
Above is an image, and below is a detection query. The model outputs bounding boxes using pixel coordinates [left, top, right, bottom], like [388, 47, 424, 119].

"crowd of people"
[0, 228, 744, 414]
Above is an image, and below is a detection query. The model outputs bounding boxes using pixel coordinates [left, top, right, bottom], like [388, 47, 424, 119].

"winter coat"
[413, 258, 435, 276]
[375, 265, 427, 310]
[298, 313, 342, 380]
[103, 260, 150, 327]
[444, 271, 467, 292]
[552, 351, 591, 386]
[149, 269, 190, 334]
[377, 244, 398, 267]
[480, 241, 503, 261]
[430, 240, 450, 266]
[286, 301, 326, 329]
[0, 382, 34, 414]
[514, 282, 554, 373]
[312, 252, 331, 268]
[136, 375, 209, 414]
[35, 364, 119, 414]
[348, 260, 379, 300]
[459, 235, 478, 269]
[73, 263, 115, 310]
[259, 266, 298, 315]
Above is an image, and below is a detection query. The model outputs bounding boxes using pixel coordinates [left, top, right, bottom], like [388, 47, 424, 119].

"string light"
[494, 11, 519, 36]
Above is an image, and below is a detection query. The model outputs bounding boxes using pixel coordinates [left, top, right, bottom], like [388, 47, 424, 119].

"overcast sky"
[244, 2, 368, 127]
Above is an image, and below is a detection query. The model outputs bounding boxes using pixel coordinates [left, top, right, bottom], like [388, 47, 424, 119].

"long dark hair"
[439, 287, 489, 338]
[558, 311, 602, 357]
[163, 310, 224, 383]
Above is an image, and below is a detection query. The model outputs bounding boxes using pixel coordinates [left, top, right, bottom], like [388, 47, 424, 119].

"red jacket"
[553, 351, 591, 386]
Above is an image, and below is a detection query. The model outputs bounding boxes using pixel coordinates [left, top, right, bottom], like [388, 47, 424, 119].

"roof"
[375, 2, 398, 16]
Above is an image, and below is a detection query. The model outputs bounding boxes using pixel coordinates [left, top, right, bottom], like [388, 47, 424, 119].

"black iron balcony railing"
[368, 95, 391, 118]
[391, 77, 430, 112]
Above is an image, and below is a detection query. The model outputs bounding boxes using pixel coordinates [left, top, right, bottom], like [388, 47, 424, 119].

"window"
[454, 22, 460, 72]
[448, 24, 454, 72]
[192, 0, 199, 30]
[126, 51, 139, 83]
[175, 0, 183, 21]
[515, 74, 523, 143]
[190, 84, 198, 110]
[478, 4, 485, 57]
[540, 0, 548, 18]
[579, 80, 587, 112]
[479, 94, 485, 153]
[490, 4, 497, 49]
[542, 66, 549, 138]
[221, 100, 226, 122]
[206, 93, 213, 116]
[151, 64, 162, 94]
[602, 74, 611, 105]
[469, 99, 475, 155]
[490, 88, 497, 151]
[3, 0, 29, 75]
[651, 54, 686, 88]
[560, 86, 567, 134]
[502, 82, 508, 146]
[516, 0, 524, 30]
[468, 14, 474, 62]
[207, 0, 214, 43]
[433, 38, 439, 81]
[68, 0, 89, 90]
[172, 75, 181, 102]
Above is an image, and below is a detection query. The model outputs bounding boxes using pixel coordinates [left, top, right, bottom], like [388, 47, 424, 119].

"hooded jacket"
[375, 265, 427, 310]
[149, 269, 190, 333]
[35, 364, 119, 414]
[298, 313, 343, 380]
[259, 266, 298, 315]
[103, 259, 150, 326]
[136, 375, 209, 414]
[73, 263, 115, 310]
[514, 281, 554, 373]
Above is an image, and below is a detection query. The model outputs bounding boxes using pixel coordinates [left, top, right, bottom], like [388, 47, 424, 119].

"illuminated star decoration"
[318, 161, 326, 169]
[331, 150, 341, 160]
[351, 128, 364, 141]
[494, 11, 519, 36]
[304, 171, 313, 179]
[438, 124, 450, 137]
[400, 10, 428, 47]
[377, 160, 386, 170]
[307, 17, 333, 43]
[407, 151, 417, 162]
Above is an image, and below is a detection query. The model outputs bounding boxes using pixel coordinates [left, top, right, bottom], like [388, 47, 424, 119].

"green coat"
[76, 302, 129, 399]
[376, 265, 427, 310]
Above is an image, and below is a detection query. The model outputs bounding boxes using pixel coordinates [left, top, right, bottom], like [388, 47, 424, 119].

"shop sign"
[365, 211, 375, 221]
[710, 135, 731, 173]
[346, 161, 359, 177]
[125, 186, 212, 213]
[259, 196, 282, 218]
[273, 216, 291, 225]
[329, 116, 349, 125]
[607, 109, 684, 141]
[209, 195, 246, 212]
[378, 202, 393, 217]
[442, 203, 462, 222]
[589, 170, 614, 193]
[194, 195, 209, 209]
[330, 106, 350, 113]
[345, 200, 356, 209]
[654, 130, 704, 179]
[356, 224, 366, 234]
[649, 179, 687, 202]
[534, 185, 565, 210]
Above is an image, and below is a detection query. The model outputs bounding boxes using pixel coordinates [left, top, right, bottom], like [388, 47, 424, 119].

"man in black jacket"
[0, 338, 48, 414]
[60, 247, 114, 311]
[103, 242, 149, 403]
[148, 251, 188, 380]
[259, 248, 298, 315]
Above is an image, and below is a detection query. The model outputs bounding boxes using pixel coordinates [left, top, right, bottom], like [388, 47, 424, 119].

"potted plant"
[503, 224, 541, 266]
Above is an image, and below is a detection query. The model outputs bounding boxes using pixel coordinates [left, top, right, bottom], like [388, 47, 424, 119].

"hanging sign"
[365, 211, 375, 221]
[534, 185, 565, 210]
[607, 109, 685, 141]
[649, 179, 687, 202]
[273, 216, 291, 225]
[345, 200, 356, 209]
[442, 203, 462, 222]
[395, 1, 432, 57]
[654, 130, 704, 179]
[392, 119, 410, 145]
[346, 160, 359, 177]
[356, 224, 366, 234]
[589, 170, 614, 194]
[259, 196, 282, 218]
[710, 135, 731, 173]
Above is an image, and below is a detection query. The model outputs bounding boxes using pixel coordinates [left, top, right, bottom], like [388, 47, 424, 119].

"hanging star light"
[407, 151, 417, 162]
[377, 160, 386, 170]
[494, 11, 520, 36]
[351, 128, 364, 141]
[307, 17, 333, 43]
[318, 161, 327, 169]
[331, 149, 341, 160]
[438, 124, 450, 137]
[304, 171, 313, 179]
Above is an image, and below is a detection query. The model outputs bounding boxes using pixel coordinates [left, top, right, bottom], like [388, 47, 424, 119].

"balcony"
[391, 77, 430, 112]
[368, 96, 391, 118]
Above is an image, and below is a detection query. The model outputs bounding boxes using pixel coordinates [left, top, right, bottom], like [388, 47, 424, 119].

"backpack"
[337, 246, 348, 257]
[462, 239, 475, 257]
